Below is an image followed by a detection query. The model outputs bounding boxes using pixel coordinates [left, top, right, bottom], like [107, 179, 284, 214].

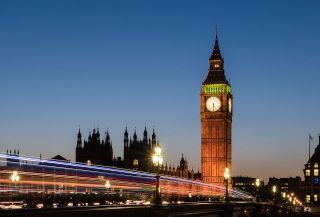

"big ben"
[201, 32, 232, 185]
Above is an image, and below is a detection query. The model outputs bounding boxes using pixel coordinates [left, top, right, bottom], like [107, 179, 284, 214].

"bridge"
[0, 202, 297, 217]
[0, 153, 302, 216]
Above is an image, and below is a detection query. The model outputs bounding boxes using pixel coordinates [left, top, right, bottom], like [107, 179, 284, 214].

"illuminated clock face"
[228, 98, 232, 113]
[206, 97, 221, 112]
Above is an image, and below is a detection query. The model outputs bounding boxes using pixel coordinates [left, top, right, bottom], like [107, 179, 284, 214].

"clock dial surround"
[206, 96, 221, 112]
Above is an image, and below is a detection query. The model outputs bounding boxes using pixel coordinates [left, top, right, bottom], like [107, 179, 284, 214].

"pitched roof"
[51, 154, 68, 161]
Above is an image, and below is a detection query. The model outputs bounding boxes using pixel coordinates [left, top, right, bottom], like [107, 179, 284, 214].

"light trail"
[0, 153, 252, 199]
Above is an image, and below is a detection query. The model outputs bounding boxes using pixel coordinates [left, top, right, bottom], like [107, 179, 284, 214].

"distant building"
[232, 176, 263, 195]
[304, 135, 320, 205]
[161, 154, 201, 180]
[268, 176, 303, 200]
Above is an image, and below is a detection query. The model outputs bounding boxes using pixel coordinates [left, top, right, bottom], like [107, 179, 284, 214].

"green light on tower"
[202, 84, 232, 95]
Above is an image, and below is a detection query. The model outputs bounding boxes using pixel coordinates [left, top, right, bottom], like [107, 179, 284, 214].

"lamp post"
[224, 168, 230, 202]
[272, 185, 276, 204]
[152, 146, 163, 206]
[289, 196, 292, 212]
[105, 180, 111, 191]
[10, 171, 20, 201]
[282, 192, 286, 207]
[255, 178, 260, 202]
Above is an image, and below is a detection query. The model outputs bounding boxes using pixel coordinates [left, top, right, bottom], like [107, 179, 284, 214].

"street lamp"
[152, 146, 163, 206]
[105, 180, 111, 189]
[10, 171, 20, 183]
[282, 192, 286, 206]
[224, 168, 230, 202]
[255, 178, 260, 202]
[10, 171, 20, 201]
[272, 185, 276, 204]
[105, 180, 111, 202]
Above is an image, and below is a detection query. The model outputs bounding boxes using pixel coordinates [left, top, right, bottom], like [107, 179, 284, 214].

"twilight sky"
[0, 0, 320, 181]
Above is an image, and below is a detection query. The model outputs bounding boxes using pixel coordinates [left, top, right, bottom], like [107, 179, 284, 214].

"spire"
[105, 130, 110, 144]
[77, 128, 82, 148]
[203, 28, 228, 85]
[96, 128, 100, 139]
[78, 128, 81, 138]
[180, 154, 185, 167]
[210, 28, 222, 61]
[133, 127, 137, 141]
[144, 123, 147, 134]
[124, 125, 129, 147]
[124, 124, 128, 137]
[152, 128, 156, 139]
[152, 128, 156, 146]
[143, 124, 148, 142]
[88, 130, 92, 142]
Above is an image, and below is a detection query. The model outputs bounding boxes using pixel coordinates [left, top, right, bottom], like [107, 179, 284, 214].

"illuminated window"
[315, 195, 318, 202]
[315, 177, 319, 184]
[306, 169, 310, 176]
[315, 169, 319, 176]
[315, 163, 319, 168]
[306, 195, 310, 203]
[214, 64, 219, 68]
[133, 159, 139, 166]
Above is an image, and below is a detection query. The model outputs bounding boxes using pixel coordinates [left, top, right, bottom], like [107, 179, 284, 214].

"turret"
[143, 125, 148, 143]
[105, 130, 110, 144]
[133, 128, 137, 142]
[124, 125, 129, 147]
[152, 128, 156, 147]
[76, 128, 82, 149]
[96, 128, 100, 141]
[88, 131, 92, 143]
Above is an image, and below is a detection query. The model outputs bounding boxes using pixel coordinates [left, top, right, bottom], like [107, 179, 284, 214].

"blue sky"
[0, 0, 319, 181]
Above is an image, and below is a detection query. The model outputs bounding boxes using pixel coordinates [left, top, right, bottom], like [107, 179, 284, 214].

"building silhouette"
[76, 128, 113, 166]
[200, 31, 233, 184]
[304, 135, 320, 205]
[75, 126, 200, 179]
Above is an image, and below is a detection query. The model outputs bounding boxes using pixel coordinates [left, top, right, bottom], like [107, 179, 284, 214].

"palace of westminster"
[75, 126, 201, 180]
[75, 31, 232, 185]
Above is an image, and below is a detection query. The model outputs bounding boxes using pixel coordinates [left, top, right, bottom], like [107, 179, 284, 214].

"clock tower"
[200, 32, 232, 185]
